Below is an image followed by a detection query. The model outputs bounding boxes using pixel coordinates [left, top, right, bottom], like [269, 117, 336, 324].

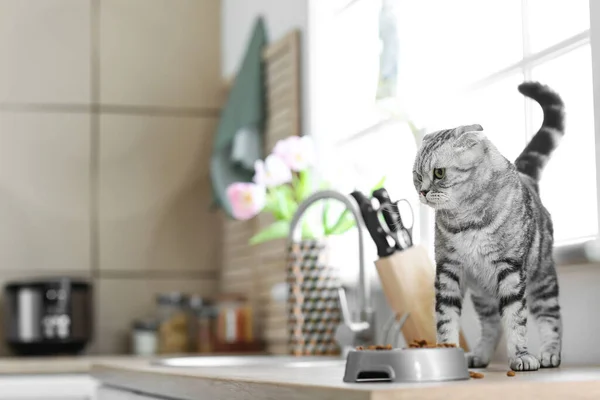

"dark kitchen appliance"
[3, 278, 93, 356]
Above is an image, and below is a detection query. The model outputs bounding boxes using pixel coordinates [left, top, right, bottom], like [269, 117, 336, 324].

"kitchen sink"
[153, 355, 345, 369]
[282, 359, 346, 368]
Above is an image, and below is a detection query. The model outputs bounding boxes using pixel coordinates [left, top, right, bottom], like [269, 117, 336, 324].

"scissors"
[372, 188, 414, 250]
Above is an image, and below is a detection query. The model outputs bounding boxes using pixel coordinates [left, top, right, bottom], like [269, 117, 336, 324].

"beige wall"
[0, 0, 221, 354]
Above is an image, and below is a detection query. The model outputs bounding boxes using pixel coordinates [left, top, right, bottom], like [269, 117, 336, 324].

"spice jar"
[156, 292, 189, 354]
[215, 294, 253, 349]
[131, 318, 158, 356]
[189, 296, 217, 353]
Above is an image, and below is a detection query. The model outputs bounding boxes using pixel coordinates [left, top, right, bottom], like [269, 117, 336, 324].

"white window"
[322, 0, 596, 249]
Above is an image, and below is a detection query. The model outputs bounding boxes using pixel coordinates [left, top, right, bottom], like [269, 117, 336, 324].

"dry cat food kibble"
[357, 339, 458, 350]
[407, 339, 457, 349]
[507, 371, 516, 377]
[355, 344, 394, 350]
[469, 371, 485, 379]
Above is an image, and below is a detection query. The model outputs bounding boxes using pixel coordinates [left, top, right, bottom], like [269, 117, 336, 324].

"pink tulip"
[226, 182, 266, 220]
[273, 136, 316, 171]
[253, 155, 292, 187]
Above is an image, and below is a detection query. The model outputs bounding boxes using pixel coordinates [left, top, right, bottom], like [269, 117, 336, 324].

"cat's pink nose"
[420, 190, 429, 196]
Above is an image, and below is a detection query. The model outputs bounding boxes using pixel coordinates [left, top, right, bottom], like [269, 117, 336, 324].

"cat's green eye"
[433, 168, 446, 179]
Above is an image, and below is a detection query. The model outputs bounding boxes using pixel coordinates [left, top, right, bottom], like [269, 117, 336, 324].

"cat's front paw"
[539, 351, 561, 368]
[466, 352, 490, 368]
[509, 354, 540, 371]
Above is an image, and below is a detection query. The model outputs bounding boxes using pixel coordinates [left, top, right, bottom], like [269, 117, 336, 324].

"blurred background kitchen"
[0, 0, 598, 367]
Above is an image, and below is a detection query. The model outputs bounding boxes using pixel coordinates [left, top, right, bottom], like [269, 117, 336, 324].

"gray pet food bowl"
[343, 348, 469, 383]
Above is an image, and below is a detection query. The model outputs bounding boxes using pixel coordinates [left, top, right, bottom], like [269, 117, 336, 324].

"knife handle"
[350, 191, 395, 258]
[372, 188, 392, 203]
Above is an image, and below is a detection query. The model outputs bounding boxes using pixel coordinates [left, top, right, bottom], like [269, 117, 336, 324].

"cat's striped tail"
[515, 81, 565, 182]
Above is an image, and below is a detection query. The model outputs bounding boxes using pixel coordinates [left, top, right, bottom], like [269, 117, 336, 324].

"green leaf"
[370, 175, 387, 192]
[406, 119, 419, 135]
[249, 220, 290, 245]
[272, 186, 297, 221]
[329, 211, 357, 235]
[301, 220, 315, 240]
[263, 191, 277, 215]
[295, 170, 313, 201]
[278, 184, 295, 201]
[328, 209, 350, 235]
[291, 173, 300, 191]
[264, 190, 287, 220]
[322, 200, 331, 235]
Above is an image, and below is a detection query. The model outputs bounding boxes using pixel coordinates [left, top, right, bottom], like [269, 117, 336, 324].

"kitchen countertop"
[0, 356, 132, 375]
[0, 355, 147, 374]
[2, 355, 599, 399]
[0, 353, 258, 374]
[91, 358, 600, 400]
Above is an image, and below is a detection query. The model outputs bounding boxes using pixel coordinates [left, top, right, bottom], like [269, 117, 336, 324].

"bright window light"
[331, 0, 595, 246]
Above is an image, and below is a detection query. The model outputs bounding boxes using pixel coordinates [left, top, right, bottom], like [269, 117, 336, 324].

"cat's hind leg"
[528, 268, 562, 368]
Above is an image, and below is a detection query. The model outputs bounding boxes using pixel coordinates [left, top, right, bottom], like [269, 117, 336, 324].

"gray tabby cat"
[412, 82, 563, 371]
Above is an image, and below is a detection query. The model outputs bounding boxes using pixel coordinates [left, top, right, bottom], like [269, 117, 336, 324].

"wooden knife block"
[376, 245, 469, 350]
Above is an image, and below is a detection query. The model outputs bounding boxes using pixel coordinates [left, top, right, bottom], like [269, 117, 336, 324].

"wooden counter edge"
[91, 362, 600, 400]
[370, 379, 600, 400]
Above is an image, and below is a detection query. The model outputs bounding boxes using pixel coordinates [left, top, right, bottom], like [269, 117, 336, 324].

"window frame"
[584, 0, 600, 265]
[334, 0, 600, 265]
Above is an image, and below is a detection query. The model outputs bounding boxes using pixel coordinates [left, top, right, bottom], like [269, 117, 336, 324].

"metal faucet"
[288, 190, 376, 350]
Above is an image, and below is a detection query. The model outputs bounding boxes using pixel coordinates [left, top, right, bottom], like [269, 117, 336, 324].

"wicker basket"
[286, 239, 341, 356]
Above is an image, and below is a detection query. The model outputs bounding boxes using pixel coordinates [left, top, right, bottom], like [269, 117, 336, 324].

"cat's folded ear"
[453, 125, 485, 165]
[454, 131, 483, 150]
[455, 124, 483, 135]
[421, 133, 434, 142]
[453, 124, 485, 150]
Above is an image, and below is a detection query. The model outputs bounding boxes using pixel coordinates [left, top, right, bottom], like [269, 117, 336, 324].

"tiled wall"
[0, 0, 222, 354]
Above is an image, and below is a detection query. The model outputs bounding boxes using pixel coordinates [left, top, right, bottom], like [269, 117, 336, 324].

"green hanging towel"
[210, 18, 268, 217]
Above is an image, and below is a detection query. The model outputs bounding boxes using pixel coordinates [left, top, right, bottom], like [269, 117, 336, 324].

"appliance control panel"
[42, 283, 72, 339]
[42, 314, 71, 339]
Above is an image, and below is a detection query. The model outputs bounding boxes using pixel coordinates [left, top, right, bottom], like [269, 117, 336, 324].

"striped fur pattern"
[412, 82, 564, 371]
